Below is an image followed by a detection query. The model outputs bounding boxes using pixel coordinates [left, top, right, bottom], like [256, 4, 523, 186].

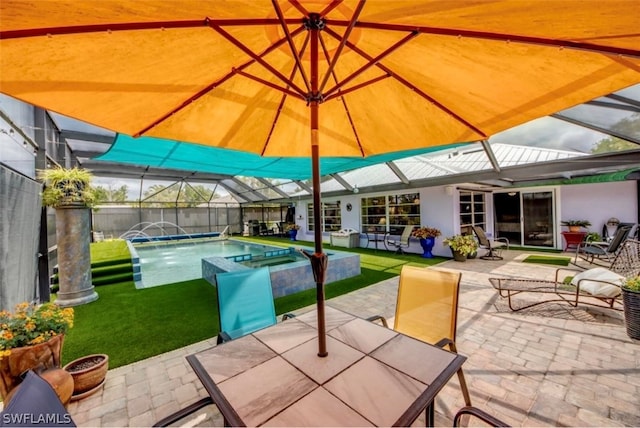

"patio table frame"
[184, 306, 466, 427]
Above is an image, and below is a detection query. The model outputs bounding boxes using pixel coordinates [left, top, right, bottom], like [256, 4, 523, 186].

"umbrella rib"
[135, 26, 306, 136]
[207, 21, 307, 97]
[288, 0, 310, 16]
[263, 33, 311, 156]
[323, 26, 488, 138]
[233, 69, 304, 100]
[323, 31, 418, 99]
[318, 33, 365, 157]
[323, 75, 390, 101]
[0, 18, 292, 39]
[272, 0, 311, 93]
[318, 0, 367, 94]
[325, 20, 640, 59]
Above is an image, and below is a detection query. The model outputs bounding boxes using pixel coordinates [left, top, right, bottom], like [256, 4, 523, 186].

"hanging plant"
[38, 167, 96, 208]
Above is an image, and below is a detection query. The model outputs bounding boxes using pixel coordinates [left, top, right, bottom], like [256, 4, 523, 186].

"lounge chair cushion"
[570, 267, 624, 297]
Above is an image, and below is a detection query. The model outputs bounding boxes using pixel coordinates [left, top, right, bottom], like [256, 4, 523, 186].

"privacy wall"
[0, 165, 41, 310]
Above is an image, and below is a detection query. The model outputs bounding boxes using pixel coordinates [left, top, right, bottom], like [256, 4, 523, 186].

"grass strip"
[522, 254, 571, 266]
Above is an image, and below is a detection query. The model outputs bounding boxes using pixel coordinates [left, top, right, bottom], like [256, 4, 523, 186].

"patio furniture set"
[153, 265, 506, 427]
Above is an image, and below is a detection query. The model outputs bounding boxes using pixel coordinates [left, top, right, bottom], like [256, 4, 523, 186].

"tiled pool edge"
[126, 240, 143, 288]
[202, 246, 361, 298]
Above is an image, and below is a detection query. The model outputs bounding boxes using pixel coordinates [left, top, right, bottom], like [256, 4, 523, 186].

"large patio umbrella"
[1, 1, 639, 357]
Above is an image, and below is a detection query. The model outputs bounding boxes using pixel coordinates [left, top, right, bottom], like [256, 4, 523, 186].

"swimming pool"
[129, 238, 360, 295]
[130, 239, 299, 288]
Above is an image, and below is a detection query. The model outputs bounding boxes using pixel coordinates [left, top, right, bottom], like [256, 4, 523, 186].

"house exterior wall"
[295, 181, 638, 256]
[559, 181, 637, 237]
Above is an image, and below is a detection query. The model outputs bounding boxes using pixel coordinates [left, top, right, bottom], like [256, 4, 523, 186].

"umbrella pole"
[309, 13, 327, 358]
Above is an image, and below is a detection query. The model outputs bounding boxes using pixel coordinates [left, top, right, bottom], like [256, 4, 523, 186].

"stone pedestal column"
[54, 205, 98, 307]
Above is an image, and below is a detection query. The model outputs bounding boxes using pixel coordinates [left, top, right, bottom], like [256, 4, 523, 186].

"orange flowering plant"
[411, 227, 442, 239]
[0, 302, 74, 358]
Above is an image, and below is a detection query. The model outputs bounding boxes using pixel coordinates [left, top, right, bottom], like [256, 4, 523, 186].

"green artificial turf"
[90, 239, 130, 263]
[61, 279, 219, 368]
[61, 235, 447, 369]
[522, 254, 571, 266]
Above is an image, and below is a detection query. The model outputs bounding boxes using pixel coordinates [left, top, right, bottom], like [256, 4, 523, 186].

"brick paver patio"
[67, 250, 639, 427]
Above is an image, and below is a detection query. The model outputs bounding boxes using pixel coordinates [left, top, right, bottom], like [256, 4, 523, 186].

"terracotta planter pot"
[4, 368, 74, 408]
[63, 354, 108, 399]
[0, 334, 64, 400]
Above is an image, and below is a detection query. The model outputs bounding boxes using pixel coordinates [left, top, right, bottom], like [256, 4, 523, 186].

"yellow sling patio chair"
[368, 265, 472, 410]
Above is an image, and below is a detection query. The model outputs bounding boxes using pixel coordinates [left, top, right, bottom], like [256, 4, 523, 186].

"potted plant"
[285, 223, 300, 241]
[622, 276, 640, 340]
[411, 227, 441, 258]
[443, 234, 478, 262]
[0, 302, 74, 400]
[38, 167, 99, 307]
[585, 231, 602, 242]
[63, 353, 109, 400]
[561, 219, 591, 232]
[38, 167, 96, 208]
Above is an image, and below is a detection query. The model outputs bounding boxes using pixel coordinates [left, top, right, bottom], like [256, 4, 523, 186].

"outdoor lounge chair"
[472, 226, 509, 260]
[385, 225, 413, 254]
[368, 265, 472, 411]
[575, 224, 632, 266]
[489, 239, 640, 312]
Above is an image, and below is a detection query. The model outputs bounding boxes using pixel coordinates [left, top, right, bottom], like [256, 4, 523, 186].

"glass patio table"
[185, 306, 466, 427]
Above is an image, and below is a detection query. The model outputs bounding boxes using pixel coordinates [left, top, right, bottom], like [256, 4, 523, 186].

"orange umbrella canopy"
[2, 0, 639, 357]
[1, 0, 639, 158]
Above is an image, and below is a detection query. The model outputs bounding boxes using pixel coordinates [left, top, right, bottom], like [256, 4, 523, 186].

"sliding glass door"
[522, 191, 555, 247]
[494, 190, 556, 247]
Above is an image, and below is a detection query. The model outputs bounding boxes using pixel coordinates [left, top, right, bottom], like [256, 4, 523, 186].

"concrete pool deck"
[66, 249, 639, 427]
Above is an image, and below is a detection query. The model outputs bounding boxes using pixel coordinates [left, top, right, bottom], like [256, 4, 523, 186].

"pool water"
[132, 239, 296, 288]
[240, 255, 306, 268]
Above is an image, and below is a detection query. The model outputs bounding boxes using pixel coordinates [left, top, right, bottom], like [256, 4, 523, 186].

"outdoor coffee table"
[185, 306, 466, 427]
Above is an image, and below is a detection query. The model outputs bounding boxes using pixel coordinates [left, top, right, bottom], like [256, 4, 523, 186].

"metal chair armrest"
[453, 406, 510, 427]
[495, 237, 509, 249]
[216, 331, 232, 344]
[366, 314, 388, 328]
[554, 266, 584, 282]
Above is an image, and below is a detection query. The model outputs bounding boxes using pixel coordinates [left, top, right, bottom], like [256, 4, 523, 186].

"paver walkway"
[67, 250, 639, 427]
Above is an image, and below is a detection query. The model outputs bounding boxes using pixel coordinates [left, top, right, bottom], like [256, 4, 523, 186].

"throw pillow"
[570, 267, 624, 297]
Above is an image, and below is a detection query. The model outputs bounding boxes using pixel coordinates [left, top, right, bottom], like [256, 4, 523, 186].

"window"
[361, 197, 386, 230]
[307, 201, 341, 232]
[459, 190, 486, 235]
[361, 192, 420, 232]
